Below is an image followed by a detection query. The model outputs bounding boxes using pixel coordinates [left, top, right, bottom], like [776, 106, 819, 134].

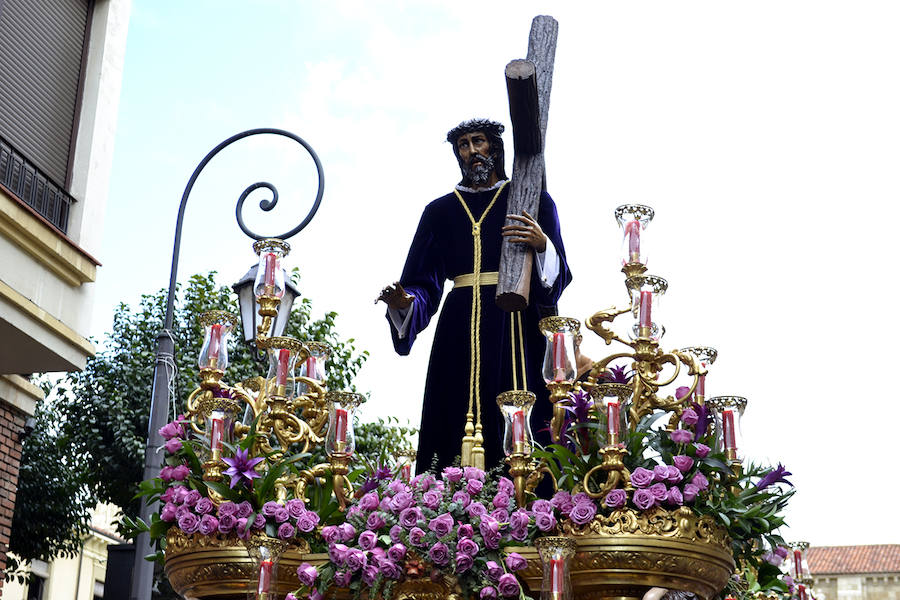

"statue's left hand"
[502, 210, 547, 253]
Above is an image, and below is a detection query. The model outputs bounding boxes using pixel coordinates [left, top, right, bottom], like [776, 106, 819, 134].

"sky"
[96, 1, 900, 547]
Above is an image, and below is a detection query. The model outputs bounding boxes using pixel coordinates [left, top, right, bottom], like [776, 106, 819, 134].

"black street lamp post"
[130, 128, 324, 600]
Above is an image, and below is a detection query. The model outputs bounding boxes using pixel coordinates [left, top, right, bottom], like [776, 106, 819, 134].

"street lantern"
[232, 263, 301, 343]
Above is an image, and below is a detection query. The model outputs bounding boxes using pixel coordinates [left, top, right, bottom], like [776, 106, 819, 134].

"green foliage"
[7, 270, 370, 574]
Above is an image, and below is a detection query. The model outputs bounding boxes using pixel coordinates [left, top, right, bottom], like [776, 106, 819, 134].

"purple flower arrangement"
[297, 466, 534, 600]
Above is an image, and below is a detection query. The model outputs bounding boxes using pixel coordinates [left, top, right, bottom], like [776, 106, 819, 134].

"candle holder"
[535, 536, 577, 600]
[708, 396, 747, 463]
[615, 204, 654, 278]
[625, 275, 668, 341]
[539, 317, 580, 443]
[245, 534, 290, 600]
[300, 341, 330, 382]
[680, 346, 717, 405]
[593, 382, 631, 444]
[325, 391, 363, 456]
[252, 238, 291, 342]
[195, 393, 241, 480]
[394, 448, 417, 481]
[261, 336, 306, 400]
[787, 541, 812, 584]
[197, 311, 239, 389]
[498, 390, 537, 507]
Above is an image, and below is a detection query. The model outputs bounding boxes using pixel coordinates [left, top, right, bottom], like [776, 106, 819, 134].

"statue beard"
[460, 153, 495, 187]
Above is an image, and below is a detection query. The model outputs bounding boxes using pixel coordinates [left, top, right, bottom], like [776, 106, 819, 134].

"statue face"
[456, 131, 496, 187]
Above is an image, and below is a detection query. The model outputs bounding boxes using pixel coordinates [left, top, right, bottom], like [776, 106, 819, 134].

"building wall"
[812, 574, 900, 600]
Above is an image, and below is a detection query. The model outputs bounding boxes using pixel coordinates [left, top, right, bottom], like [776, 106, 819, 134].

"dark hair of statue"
[446, 118, 507, 182]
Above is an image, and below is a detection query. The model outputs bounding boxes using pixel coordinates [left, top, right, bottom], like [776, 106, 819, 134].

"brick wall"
[0, 401, 26, 598]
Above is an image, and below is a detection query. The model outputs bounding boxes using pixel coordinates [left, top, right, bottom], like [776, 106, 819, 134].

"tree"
[8, 271, 409, 576]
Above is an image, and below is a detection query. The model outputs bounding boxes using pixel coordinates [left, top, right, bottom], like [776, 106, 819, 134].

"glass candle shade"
[788, 541, 811, 581]
[679, 346, 718, 404]
[497, 390, 536, 456]
[325, 391, 365, 456]
[592, 383, 632, 445]
[539, 317, 580, 383]
[614, 204, 654, 266]
[708, 396, 747, 461]
[252, 238, 290, 299]
[261, 337, 307, 400]
[196, 394, 241, 462]
[245, 534, 288, 600]
[535, 536, 576, 600]
[198, 311, 238, 371]
[297, 341, 332, 394]
[625, 275, 668, 341]
[394, 448, 417, 481]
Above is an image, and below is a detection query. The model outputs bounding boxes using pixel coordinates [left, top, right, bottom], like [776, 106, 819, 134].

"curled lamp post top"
[164, 128, 324, 330]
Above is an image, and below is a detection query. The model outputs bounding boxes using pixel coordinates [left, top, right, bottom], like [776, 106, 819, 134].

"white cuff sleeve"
[534, 240, 560, 288]
[388, 303, 415, 339]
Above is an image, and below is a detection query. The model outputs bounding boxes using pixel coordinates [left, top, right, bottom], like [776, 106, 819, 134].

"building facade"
[0, 0, 130, 595]
[809, 545, 900, 600]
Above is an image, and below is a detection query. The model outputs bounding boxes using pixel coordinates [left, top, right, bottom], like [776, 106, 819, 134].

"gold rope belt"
[452, 271, 499, 288]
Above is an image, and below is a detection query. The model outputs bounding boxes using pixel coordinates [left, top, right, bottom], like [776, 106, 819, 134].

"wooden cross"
[496, 15, 559, 312]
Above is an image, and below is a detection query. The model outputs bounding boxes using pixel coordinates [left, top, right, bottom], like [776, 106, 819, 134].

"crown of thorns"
[446, 119, 505, 144]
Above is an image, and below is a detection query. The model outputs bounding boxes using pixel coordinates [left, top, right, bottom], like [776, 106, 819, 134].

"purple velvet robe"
[389, 184, 571, 473]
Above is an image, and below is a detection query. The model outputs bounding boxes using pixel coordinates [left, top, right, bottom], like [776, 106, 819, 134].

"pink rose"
[366, 512, 386, 530]
[486, 560, 504, 581]
[274, 507, 290, 523]
[493, 492, 511, 509]
[455, 552, 474, 573]
[346, 549, 367, 572]
[457, 523, 474, 538]
[160, 502, 177, 522]
[194, 497, 214, 515]
[466, 502, 488, 518]
[390, 491, 414, 513]
[531, 499, 553, 514]
[498, 477, 514, 496]
[388, 543, 407, 562]
[217, 513, 236, 533]
[457, 537, 479, 556]
[178, 512, 200, 534]
[670, 429, 692, 444]
[428, 513, 454, 537]
[286, 499, 306, 519]
[164, 437, 182, 454]
[498, 573, 520, 598]
[321, 525, 340, 543]
[550, 491, 574, 514]
[339, 523, 356, 542]
[681, 408, 699, 425]
[409, 526, 426, 547]
[510, 509, 530, 530]
[442, 467, 463, 482]
[170, 464, 190, 481]
[463, 466, 486, 481]
[452, 490, 471, 508]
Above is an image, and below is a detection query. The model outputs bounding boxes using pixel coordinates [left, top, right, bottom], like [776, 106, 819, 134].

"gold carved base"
[510, 507, 734, 600]
[164, 529, 324, 600]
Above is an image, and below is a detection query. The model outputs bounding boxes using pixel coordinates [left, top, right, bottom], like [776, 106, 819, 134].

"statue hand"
[502, 210, 547, 253]
[376, 282, 414, 310]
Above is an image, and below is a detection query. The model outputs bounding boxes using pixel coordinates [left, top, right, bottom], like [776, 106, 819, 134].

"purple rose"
[388, 543, 407, 562]
[236, 501, 253, 518]
[442, 467, 464, 482]
[633, 488, 656, 510]
[423, 489, 442, 509]
[604, 489, 627, 509]
[675, 386, 691, 400]
[286, 499, 305, 519]
[630, 467, 654, 488]
[379, 496, 393, 512]
[379, 557, 403, 580]
[510, 509, 530, 530]
[463, 466, 486, 481]
[480, 516, 502, 549]
[486, 560, 504, 582]
[277, 522, 296, 540]
[175, 504, 191, 520]
[452, 490, 472, 508]
[667, 487, 684, 506]
[399, 507, 421, 529]
[191, 497, 212, 515]
[390, 524, 403, 543]
[505, 552, 528, 572]
[274, 507, 290, 523]
[359, 491, 380, 511]
[391, 491, 415, 513]
[174, 486, 190, 504]
[198, 514, 218, 536]
[466, 478, 484, 495]
[490, 508, 509, 523]
[775, 546, 790, 559]
[177, 512, 200, 534]
[429, 542, 450, 565]
[159, 466, 175, 482]
[670, 429, 692, 444]
[387, 480, 409, 494]
[457, 523, 474, 538]
[362, 564, 379, 585]
[346, 549, 368, 572]
[329, 543, 349, 566]
[497, 573, 521, 598]
[309, 590, 323, 600]
[653, 465, 669, 482]
[763, 552, 782, 566]
[681, 408, 699, 425]
[456, 552, 474, 573]
[535, 511, 557, 532]
[673, 455, 694, 472]
[297, 562, 318, 587]
[251, 513, 266, 529]
[466, 502, 488, 518]
[160, 502, 177, 522]
[498, 477, 514, 496]
[510, 525, 529, 542]
[170, 464, 190, 481]
[366, 512, 386, 530]
[428, 513, 454, 537]
[158, 421, 185, 440]
[691, 471, 709, 491]
[493, 492, 511, 510]
[666, 465, 684, 484]
[286, 594, 298, 600]
[339, 522, 356, 542]
[550, 491, 574, 514]
[321, 525, 340, 543]
[649, 482, 668, 501]
[531, 499, 553, 514]
[683, 484, 700, 502]
[160, 486, 178, 503]
[409, 527, 426, 547]
[236, 517, 251, 539]
[218, 501, 237, 517]
[457, 537, 479, 556]
[333, 570, 352, 587]
[262, 501, 280, 517]
[297, 510, 320, 533]
[569, 501, 597, 525]
[218, 513, 236, 533]
[358, 530, 378, 550]
[694, 443, 711, 458]
[481, 586, 498, 599]
[164, 437, 183, 454]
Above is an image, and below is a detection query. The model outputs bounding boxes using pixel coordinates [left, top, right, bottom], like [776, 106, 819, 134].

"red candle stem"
[401, 464, 411, 481]
[276, 349, 290, 387]
[306, 356, 317, 380]
[799, 585, 807, 600]
[210, 417, 224, 452]
[207, 324, 222, 365]
[723, 409, 736, 450]
[263, 253, 277, 289]
[697, 374, 706, 398]
[335, 408, 348, 443]
[639, 291, 652, 330]
[607, 401, 620, 437]
[550, 557, 564, 594]
[552, 332, 567, 381]
[794, 550, 803, 577]
[626, 219, 641, 262]
[257, 560, 273, 594]
[512, 410, 526, 445]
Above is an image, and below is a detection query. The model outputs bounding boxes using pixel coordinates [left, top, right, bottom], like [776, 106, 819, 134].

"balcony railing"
[0, 135, 75, 235]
